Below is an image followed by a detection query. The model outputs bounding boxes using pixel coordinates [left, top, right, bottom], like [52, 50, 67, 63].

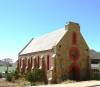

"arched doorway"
[68, 65, 80, 81]
[68, 46, 80, 81]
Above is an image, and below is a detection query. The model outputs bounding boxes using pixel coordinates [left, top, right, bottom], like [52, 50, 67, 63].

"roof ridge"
[34, 27, 64, 40]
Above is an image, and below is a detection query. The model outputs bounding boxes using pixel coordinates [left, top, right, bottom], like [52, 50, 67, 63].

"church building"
[17, 22, 90, 83]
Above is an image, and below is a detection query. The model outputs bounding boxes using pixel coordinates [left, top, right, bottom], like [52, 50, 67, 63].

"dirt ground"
[0, 78, 100, 87]
[0, 78, 18, 87]
[28, 81, 100, 87]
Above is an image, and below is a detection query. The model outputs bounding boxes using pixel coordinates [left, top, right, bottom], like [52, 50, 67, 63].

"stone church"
[17, 22, 90, 83]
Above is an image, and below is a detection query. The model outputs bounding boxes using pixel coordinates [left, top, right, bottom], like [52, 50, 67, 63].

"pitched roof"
[19, 27, 68, 55]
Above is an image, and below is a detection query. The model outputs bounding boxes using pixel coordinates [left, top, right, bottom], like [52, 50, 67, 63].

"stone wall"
[54, 22, 90, 81]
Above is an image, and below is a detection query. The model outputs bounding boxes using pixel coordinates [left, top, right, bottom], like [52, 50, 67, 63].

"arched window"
[21, 58, 25, 73]
[42, 57, 46, 70]
[28, 58, 30, 70]
[26, 58, 28, 68]
[34, 58, 37, 68]
[19, 58, 21, 67]
[30, 57, 33, 68]
[47, 55, 50, 70]
[72, 32, 77, 45]
[37, 56, 40, 68]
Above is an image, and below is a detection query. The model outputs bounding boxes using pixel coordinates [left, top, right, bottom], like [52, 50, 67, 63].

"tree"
[2, 58, 13, 73]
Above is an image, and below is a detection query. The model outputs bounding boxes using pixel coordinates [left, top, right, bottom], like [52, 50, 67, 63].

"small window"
[59, 45, 61, 48]
[86, 49, 89, 51]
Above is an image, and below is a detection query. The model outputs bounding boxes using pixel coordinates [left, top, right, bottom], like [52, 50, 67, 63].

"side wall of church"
[17, 50, 55, 81]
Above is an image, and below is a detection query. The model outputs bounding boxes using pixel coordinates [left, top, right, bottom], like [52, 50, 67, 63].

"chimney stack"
[65, 21, 80, 32]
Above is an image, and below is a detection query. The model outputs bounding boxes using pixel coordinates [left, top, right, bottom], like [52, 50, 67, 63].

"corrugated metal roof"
[19, 27, 67, 55]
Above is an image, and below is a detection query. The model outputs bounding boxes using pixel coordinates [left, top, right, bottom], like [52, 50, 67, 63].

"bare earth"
[0, 78, 100, 87]
[28, 81, 100, 87]
[0, 78, 18, 87]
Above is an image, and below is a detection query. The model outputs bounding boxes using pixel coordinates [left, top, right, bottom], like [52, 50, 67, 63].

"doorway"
[69, 66, 80, 81]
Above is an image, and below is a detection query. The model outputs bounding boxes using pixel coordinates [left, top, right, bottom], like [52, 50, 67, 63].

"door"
[69, 66, 80, 81]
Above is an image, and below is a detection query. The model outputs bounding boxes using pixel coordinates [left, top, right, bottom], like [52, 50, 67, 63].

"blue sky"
[0, 0, 100, 62]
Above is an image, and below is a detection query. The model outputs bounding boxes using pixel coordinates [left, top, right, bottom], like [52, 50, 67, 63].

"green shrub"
[61, 74, 67, 81]
[13, 70, 20, 80]
[26, 68, 43, 86]
[6, 70, 20, 81]
[0, 72, 2, 78]
[6, 73, 13, 81]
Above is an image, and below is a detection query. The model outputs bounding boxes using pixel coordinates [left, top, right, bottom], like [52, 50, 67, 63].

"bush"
[6, 73, 13, 81]
[13, 70, 20, 80]
[6, 70, 20, 81]
[61, 74, 67, 81]
[26, 68, 43, 86]
[0, 72, 2, 78]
